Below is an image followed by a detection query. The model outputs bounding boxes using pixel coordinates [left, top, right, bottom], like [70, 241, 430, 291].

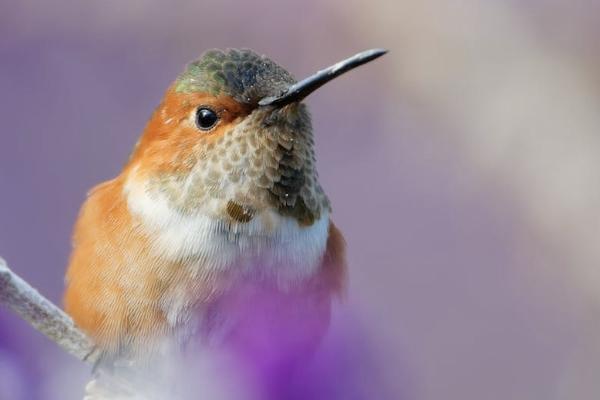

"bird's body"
[64, 159, 345, 359]
[63, 49, 384, 389]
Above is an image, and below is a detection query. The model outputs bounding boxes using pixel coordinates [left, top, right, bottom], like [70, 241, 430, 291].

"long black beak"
[258, 48, 387, 107]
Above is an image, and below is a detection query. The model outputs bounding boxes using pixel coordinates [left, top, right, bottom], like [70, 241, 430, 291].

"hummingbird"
[63, 48, 386, 386]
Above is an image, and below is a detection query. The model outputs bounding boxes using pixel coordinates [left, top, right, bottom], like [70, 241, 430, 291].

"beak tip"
[373, 48, 389, 55]
[259, 47, 388, 107]
[363, 48, 388, 62]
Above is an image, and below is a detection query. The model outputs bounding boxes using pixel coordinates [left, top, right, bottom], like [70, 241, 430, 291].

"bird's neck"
[122, 166, 331, 285]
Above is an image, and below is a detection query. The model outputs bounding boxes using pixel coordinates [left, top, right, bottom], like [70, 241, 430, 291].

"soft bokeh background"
[2, 0, 600, 399]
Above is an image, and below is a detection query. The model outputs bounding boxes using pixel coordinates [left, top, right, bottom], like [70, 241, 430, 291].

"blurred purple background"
[3, 1, 600, 399]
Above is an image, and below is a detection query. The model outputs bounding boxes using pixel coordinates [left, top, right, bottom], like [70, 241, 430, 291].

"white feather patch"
[123, 170, 329, 285]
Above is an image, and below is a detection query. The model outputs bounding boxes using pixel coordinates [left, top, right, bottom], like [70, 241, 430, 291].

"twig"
[0, 257, 96, 363]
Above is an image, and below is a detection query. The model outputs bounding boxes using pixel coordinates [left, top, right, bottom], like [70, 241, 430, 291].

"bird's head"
[126, 48, 386, 226]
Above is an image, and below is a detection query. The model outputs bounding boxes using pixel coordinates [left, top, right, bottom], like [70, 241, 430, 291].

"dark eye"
[195, 107, 219, 130]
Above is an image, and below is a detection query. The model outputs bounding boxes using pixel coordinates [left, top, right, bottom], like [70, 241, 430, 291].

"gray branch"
[0, 257, 96, 363]
[0, 258, 153, 399]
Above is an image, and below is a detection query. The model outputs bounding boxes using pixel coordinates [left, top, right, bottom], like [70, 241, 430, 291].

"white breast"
[123, 173, 330, 285]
